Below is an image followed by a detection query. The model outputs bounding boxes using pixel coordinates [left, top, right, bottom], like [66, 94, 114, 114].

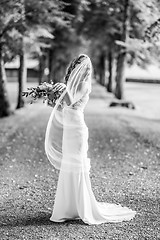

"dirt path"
[0, 82, 160, 240]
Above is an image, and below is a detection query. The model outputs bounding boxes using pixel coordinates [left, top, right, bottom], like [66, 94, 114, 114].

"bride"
[45, 54, 136, 225]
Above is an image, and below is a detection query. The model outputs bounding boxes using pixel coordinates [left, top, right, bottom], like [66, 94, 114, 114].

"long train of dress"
[49, 106, 136, 225]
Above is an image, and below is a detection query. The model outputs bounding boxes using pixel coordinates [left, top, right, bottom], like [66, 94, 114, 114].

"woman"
[45, 54, 136, 225]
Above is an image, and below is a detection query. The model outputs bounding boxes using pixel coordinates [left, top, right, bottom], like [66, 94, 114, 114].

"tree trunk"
[107, 49, 114, 93]
[16, 47, 27, 109]
[0, 44, 12, 117]
[115, 52, 126, 99]
[99, 52, 106, 86]
[39, 55, 44, 85]
[115, 0, 129, 99]
[48, 49, 53, 82]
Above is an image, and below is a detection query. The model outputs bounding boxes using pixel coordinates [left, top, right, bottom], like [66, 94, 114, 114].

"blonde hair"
[64, 55, 87, 84]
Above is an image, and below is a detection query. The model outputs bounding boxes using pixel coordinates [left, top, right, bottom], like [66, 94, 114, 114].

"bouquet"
[22, 82, 64, 107]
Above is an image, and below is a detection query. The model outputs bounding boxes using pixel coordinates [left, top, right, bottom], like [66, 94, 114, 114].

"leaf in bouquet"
[41, 91, 46, 97]
[43, 98, 47, 103]
[31, 92, 37, 98]
[27, 87, 36, 90]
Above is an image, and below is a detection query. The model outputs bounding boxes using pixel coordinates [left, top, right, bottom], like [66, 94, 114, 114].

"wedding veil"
[45, 54, 92, 171]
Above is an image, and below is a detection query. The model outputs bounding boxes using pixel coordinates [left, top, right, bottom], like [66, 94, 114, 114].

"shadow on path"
[0, 212, 86, 228]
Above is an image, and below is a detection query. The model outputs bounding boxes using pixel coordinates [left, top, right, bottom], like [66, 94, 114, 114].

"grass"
[6, 81, 160, 120]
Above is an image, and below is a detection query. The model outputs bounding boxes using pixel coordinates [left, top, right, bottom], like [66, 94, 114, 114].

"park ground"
[0, 81, 160, 240]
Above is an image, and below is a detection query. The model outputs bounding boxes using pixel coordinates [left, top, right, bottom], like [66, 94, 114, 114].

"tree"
[114, 0, 159, 100]
[115, 0, 129, 99]
[107, 48, 114, 92]
[0, 0, 22, 117]
[0, 0, 70, 114]
[47, 0, 89, 83]
[17, 38, 27, 109]
[78, 0, 122, 90]
[89, 41, 107, 86]
[80, 0, 160, 103]
[16, 0, 26, 109]
[16, 0, 67, 108]
[0, 45, 12, 117]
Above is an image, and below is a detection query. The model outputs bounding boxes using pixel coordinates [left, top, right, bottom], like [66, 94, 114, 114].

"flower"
[22, 82, 64, 106]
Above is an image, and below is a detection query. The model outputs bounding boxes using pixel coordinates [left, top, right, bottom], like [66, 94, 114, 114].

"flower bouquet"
[22, 82, 64, 107]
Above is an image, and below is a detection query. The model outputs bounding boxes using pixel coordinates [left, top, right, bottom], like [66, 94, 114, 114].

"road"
[0, 81, 160, 240]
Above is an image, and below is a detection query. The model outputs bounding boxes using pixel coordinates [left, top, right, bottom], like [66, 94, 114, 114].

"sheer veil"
[45, 54, 92, 171]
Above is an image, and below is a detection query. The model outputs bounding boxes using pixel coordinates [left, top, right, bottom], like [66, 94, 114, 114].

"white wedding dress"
[45, 54, 136, 225]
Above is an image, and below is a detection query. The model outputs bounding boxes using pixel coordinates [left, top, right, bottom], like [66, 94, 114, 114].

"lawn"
[6, 81, 160, 120]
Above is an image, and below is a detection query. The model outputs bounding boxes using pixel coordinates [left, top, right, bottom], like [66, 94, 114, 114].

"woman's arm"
[48, 82, 73, 106]
[63, 81, 88, 106]
[49, 81, 88, 106]
[63, 91, 73, 105]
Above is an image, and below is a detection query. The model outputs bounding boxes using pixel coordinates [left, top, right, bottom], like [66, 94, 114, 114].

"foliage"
[47, 0, 90, 82]
[79, 0, 160, 65]
[145, 18, 160, 42]
[0, 0, 68, 60]
[24, 0, 68, 55]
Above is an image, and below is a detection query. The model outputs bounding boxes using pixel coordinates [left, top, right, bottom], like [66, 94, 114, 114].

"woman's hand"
[52, 82, 66, 92]
[47, 82, 66, 101]
[52, 83, 74, 106]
